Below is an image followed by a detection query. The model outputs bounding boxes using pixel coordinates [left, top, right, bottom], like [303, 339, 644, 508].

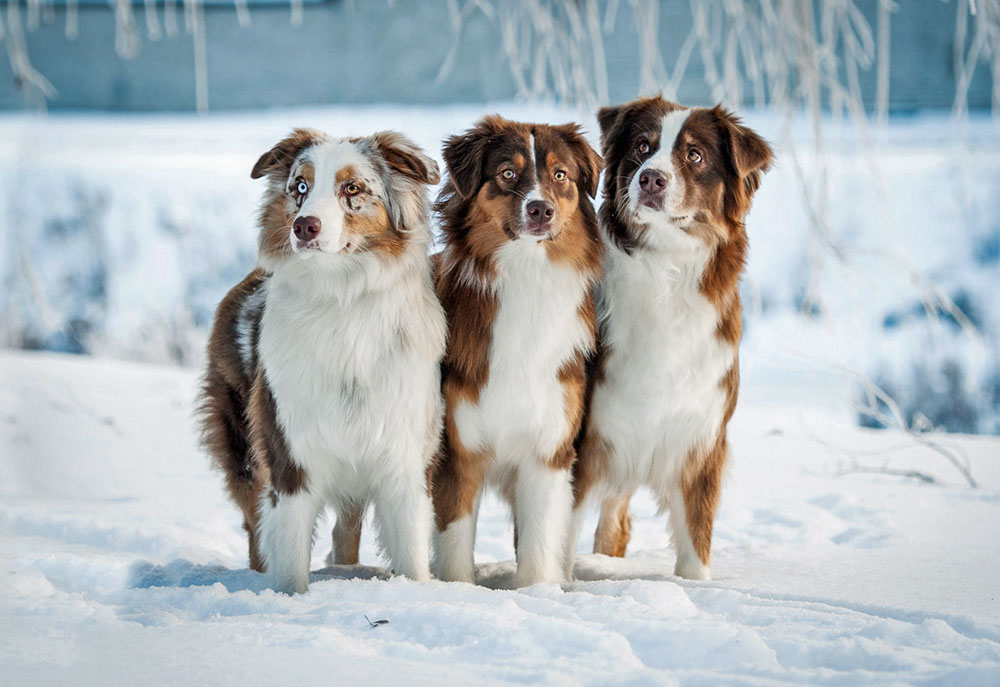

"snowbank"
[2, 350, 998, 685]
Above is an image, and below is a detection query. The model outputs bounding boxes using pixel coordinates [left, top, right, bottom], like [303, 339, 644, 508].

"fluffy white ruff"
[255, 235, 445, 592]
[444, 237, 591, 587]
[578, 223, 734, 581]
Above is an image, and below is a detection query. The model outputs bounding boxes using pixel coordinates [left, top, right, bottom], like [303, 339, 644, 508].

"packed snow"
[2, 350, 998, 685]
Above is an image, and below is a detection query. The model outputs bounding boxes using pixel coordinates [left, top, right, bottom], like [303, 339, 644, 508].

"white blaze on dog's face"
[597, 98, 772, 254]
[250, 129, 440, 269]
[439, 116, 602, 246]
[287, 140, 388, 256]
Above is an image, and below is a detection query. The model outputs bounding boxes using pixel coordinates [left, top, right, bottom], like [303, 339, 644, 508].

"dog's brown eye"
[500, 169, 516, 181]
[687, 149, 703, 163]
[554, 170, 567, 182]
[638, 140, 650, 155]
[343, 183, 361, 196]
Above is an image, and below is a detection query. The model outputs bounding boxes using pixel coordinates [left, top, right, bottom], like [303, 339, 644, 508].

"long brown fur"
[430, 116, 604, 538]
[576, 97, 772, 571]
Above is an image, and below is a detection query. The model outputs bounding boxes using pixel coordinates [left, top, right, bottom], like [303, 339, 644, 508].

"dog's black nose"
[293, 215, 321, 241]
[639, 169, 668, 193]
[525, 200, 555, 224]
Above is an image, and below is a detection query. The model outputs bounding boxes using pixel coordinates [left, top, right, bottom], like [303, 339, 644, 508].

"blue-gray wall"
[0, 0, 994, 111]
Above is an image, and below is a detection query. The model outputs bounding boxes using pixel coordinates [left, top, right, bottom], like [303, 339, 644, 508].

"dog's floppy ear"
[442, 116, 501, 200]
[711, 105, 772, 181]
[711, 105, 773, 223]
[371, 131, 441, 185]
[597, 103, 630, 156]
[251, 129, 321, 180]
[553, 123, 603, 199]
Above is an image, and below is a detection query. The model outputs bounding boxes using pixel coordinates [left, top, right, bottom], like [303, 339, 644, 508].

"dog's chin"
[292, 240, 355, 257]
[522, 227, 553, 242]
[630, 203, 690, 230]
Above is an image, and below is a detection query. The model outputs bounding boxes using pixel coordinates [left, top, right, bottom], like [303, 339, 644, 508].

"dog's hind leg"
[593, 489, 634, 558]
[327, 502, 364, 566]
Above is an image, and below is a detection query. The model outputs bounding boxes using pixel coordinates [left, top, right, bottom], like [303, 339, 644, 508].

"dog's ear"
[711, 105, 772, 181]
[711, 105, 773, 223]
[371, 131, 440, 186]
[441, 117, 501, 200]
[553, 123, 603, 199]
[596, 103, 630, 157]
[251, 129, 321, 180]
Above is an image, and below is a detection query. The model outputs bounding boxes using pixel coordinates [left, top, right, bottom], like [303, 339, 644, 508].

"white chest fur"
[453, 239, 592, 466]
[591, 236, 736, 494]
[257, 255, 445, 499]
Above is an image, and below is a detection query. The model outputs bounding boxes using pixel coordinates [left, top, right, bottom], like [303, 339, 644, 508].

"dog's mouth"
[638, 191, 665, 211]
[295, 239, 322, 253]
[522, 224, 553, 240]
[294, 240, 356, 254]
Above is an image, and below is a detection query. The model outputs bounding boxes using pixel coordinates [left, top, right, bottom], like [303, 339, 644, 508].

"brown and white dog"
[198, 129, 446, 593]
[569, 97, 772, 580]
[430, 116, 603, 587]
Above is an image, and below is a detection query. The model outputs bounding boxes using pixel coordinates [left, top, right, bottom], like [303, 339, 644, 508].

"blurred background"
[1, 0, 998, 442]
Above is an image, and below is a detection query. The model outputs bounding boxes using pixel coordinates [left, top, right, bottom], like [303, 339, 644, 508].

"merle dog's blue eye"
[297, 181, 308, 194]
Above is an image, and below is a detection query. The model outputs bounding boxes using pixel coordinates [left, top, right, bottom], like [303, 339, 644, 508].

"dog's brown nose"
[526, 200, 554, 225]
[293, 215, 321, 241]
[639, 169, 668, 193]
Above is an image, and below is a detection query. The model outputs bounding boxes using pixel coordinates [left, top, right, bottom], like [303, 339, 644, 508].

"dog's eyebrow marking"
[336, 166, 359, 184]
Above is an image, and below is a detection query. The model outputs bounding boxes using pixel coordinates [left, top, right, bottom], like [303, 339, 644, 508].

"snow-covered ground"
[2, 350, 998, 685]
[1, 105, 999, 433]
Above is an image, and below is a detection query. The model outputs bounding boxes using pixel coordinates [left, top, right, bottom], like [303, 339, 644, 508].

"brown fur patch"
[248, 370, 305, 496]
[331, 502, 364, 565]
[431, 399, 491, 530]
[344, 201, 407, 257]
[371, 130, 441, 185]
[335, 165, 358, 184]
[593, 491, 634, 557]
[198, 269, 268, 571]
[251, 128, 323, 181]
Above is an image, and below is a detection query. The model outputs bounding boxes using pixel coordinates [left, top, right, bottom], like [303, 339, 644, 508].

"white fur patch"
[453, 238, 591, 466]
[590, 237, 734, 500]
[446, 236, 591, 587]
[254, 218, 444, 588]
[628, 108, 690, 225]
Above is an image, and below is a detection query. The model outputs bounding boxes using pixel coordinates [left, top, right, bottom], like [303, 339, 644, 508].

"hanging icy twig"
[190, 0, 209, 113]
[65, 0, 78, 40]
[113, 0, 141, 59]
[164, 0, 179, 38]
[4, 0, 56, 107]
[235, 0, 252, 30]
[145, 0, 162, 41]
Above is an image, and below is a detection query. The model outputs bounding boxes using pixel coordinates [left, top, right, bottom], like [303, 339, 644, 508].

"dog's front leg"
[374, 468, 433, 582]
[514, 460, 573, 587]
[256, 489, 322, 594]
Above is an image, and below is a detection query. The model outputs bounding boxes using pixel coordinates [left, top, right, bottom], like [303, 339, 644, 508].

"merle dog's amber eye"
[687, 149, 703, 163]
[554, 170, 567, 182]
[638, 140, 650, 155]
[500, 169, 516, 181]
[343, 183, 361, 196]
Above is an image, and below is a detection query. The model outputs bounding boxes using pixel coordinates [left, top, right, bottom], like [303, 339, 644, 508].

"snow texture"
[1, 350, 998, 685]
[1, 105, 998, 433]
